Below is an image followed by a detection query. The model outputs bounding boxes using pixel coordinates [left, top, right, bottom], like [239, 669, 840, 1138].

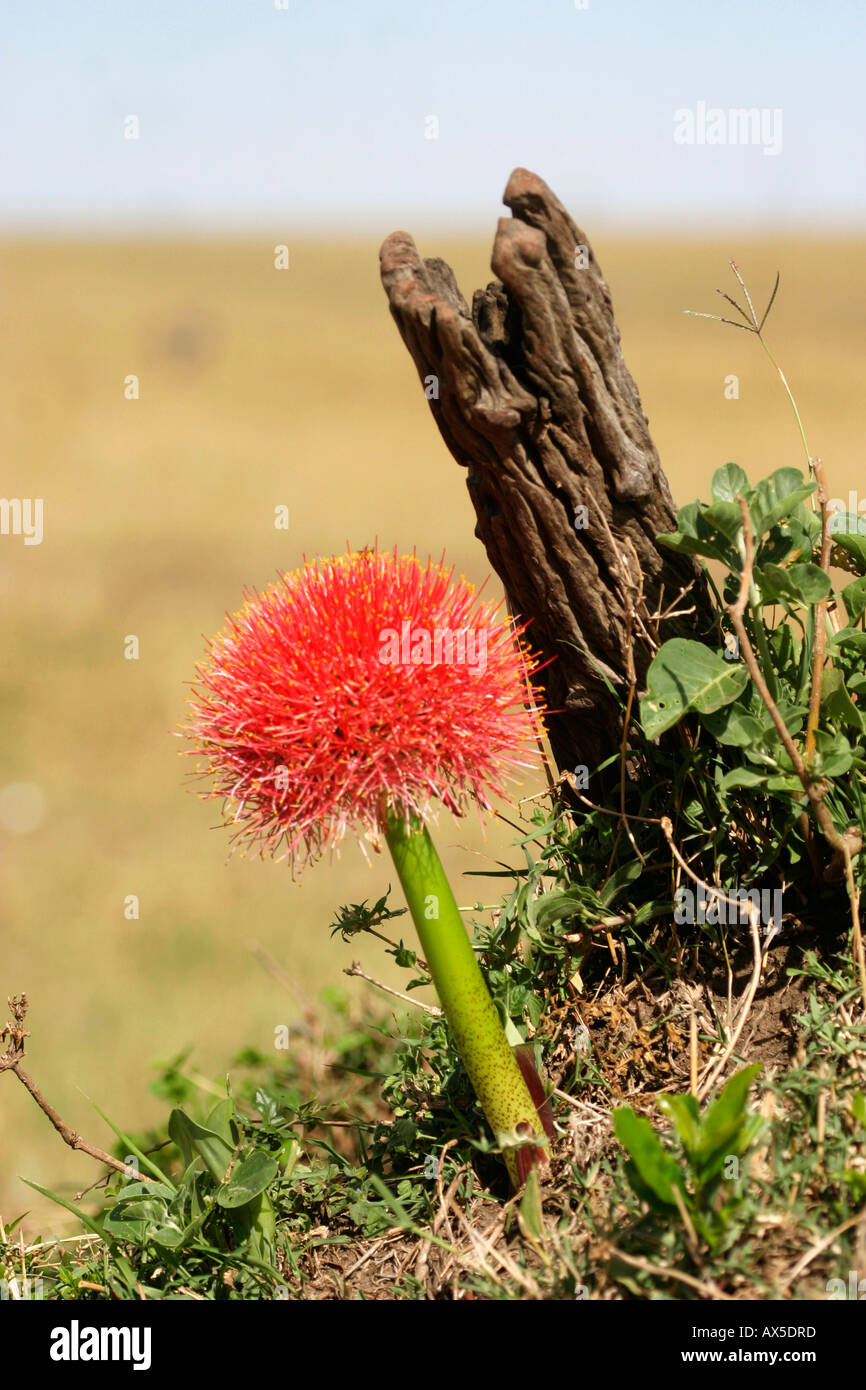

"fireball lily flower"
[183, 549, 551, 1183]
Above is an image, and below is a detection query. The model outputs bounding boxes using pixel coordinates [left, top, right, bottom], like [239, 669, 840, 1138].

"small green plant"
[22, 1088, 289, 1299]
[614, 1065, 764, 1249]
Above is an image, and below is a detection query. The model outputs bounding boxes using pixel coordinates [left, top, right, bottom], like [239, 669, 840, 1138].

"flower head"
[183, 548, 545, 869]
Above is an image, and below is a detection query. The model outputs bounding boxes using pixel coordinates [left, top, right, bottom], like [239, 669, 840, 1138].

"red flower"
[182, 548, 546, 870]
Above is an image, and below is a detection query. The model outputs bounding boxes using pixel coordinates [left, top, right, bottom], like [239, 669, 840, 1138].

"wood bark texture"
[379, 168, 716, 778]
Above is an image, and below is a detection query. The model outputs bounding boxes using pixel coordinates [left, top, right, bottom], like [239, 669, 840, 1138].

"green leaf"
[842, 576, 866, 624]
[719, 766, 769, 791]
[830, 515, 866, 575]
[711, 462, 750, 504]
[90, 1101, 174, 1189]
[103, 1196, 168, 1242]
[700, 704, 764, 748]
[758, 702, 808, 744]
[205, 1097, 237, 1148]
[657, 1092, 701, 1158]
[168, 1109, 233, 1183]
[769, 620, 801, 673]
[150, 1217, 191, 1250]
[842, 1170, 866, 1198]
[217, 1152, 279, 1209]
[641, 639, 750, 738]
[702, 500, 747, 544]
[366, 1172, 416, 1229]
[699, 1064, 761, 1162]
[613, 1107, 683, 1206]
[831, 627, 866, 655]
[756, 562, 831, 606]
[517, 1168, 545, 1241]
[20, 1179, 107, 1241]
[811, 730, 853, 778]
[821, 669, 864, 732]
[750, 469, 815, 535]
[533, 884, 603, 930]
[657, 502, 740, 567]
[250, 1192, 277, 1261]
[631, 898, 676, 927]
[766, 773, 806, 795]
[599, 858, 644, 907]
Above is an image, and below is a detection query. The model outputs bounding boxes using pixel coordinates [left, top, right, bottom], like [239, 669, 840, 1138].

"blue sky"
[2, 0, 864, 231]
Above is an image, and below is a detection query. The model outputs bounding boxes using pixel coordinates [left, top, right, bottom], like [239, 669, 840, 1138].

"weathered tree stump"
[380, 168, 716, 779]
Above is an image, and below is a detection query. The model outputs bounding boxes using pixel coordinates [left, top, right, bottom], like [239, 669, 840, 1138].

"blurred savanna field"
[1, 227, 864, 1231]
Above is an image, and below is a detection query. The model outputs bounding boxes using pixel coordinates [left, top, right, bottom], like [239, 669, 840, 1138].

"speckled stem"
[384, 809, 547, 1186]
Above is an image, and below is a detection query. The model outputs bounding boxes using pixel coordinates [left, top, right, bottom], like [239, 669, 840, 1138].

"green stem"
[749, 601, 780, 704]
[757, 335, 812, 474]
[384, 809, 546, 1185]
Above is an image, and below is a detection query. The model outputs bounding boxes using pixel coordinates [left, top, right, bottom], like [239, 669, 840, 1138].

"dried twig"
[779, 1208, 866, 1294]
[659, 819, 765, 1096]
[343, 962, 442, 1017]
[606, 1244, 736, 1300]
[1, 995, 159, 1186]
[804, 456, 836, 763]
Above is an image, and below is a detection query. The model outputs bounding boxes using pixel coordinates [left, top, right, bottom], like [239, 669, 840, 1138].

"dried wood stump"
[380, 168, 716, 779]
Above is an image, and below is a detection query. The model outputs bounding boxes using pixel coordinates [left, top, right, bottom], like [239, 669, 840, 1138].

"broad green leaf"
[658, 500, 741, 567]
[168, 1108, 233, 1183]
[719, 766, 769, 791]
[631, 898, 676, 926]
[821, 668, 864, 732]
[641, 639, 749, 738]
[703, 1065, 761, 1134]
[251, 1192, 277, 1261]
[103, 1197, 168, 1242]
[789, 507, 822, 547]
[696, 1065, 762, 1168]
[756, 562, 831, 606]
[830, 514, 866, 575]
[764, 705, 808, 741]
[766, 773, 806, 795]
[811, 730, 853, 778]
[842, 575, 866, 624]
[151, 1220, 187, 1250]
[702, 499, 747, 544]
[533, 884, 603, 930]
[599, 857, 644, 907]
[657, 1092, 701, 1158]
[695, 1112, 766, 1187]
[613, 1107, 682, 1206]
[711, 462, 750, 504]
[205, 1097, 237, 1149]
[217, 1152, 279, 1209]
[757, 529, 797, 567]
[831, 628, 866, 654]
[113, 1179, 174, 1201]
[750, 469, 815, 535]
[700, 704, 764, 747]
